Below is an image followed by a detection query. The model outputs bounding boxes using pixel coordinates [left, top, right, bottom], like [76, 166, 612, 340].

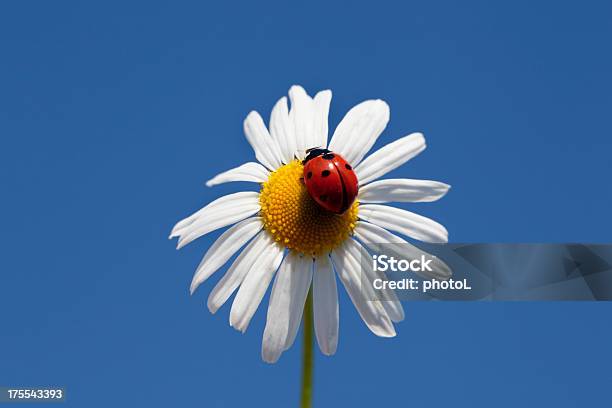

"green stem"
[300, 287, 314, 408]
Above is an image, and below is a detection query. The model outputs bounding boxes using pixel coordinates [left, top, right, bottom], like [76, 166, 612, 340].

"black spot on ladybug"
[322, 153, 335, 160]
[319, 194, 327, 202]
[345, 164, 352, 170]
[307, 171, 313, 179]
[321, 170, 331, 177]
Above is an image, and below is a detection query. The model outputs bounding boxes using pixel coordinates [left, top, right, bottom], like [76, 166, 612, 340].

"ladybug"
[302, 148, 359, 214]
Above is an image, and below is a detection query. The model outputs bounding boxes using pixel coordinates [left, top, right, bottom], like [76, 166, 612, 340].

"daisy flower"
[170, 85, 451, 363]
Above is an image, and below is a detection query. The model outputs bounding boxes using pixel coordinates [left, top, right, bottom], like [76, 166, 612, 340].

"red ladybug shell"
[302, 149, 358, 214]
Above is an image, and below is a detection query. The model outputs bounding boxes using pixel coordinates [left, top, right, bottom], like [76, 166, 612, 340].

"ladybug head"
[303, 147, 331, 164]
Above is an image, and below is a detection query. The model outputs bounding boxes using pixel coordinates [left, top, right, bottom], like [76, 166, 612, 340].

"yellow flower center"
[259, 160, 359, 256]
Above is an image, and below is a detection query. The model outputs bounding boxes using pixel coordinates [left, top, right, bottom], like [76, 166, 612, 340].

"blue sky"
[1, 1, 611, 407]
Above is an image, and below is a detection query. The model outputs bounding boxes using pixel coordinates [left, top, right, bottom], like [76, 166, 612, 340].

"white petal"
[330, 241, 396, 337]
[359, 178, 450, 203]
[355, 133, 426, 185]
[174, 193, 260, 249]
[313, 255, 339, 356]
[189, 217, 263, 294]
[283, 256, 313, 351]
[262, 253, 313, 363]
[205, 162, 269, 187]
[354, 221, 451, 280]
[344, 238, 404, 323]
[328, 99, 389, 166]
[244, 111, 283, 170]
[229, 235, 285, 332]
[207, 231, 267, 314]
[312, 90, 332, 150]
[270, 96, 298, 164]
[359, 204, 448, 244]
[289, 85, 315, 159]
[170, 191, 259, 238]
